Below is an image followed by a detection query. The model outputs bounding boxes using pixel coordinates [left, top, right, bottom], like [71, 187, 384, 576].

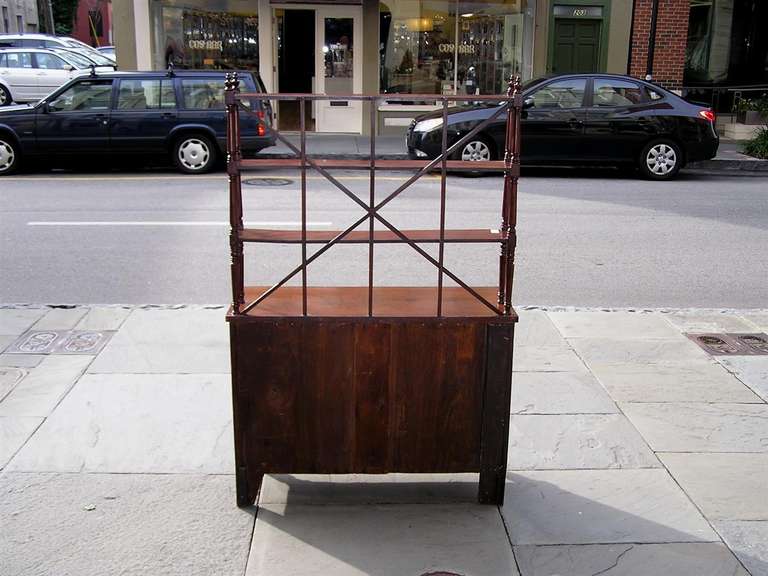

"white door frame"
[314, 5, 362, 133]
[270, 3, 362, 133]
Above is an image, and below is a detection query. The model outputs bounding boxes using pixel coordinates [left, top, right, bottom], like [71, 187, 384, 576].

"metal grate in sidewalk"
[686, 332, 768, 355]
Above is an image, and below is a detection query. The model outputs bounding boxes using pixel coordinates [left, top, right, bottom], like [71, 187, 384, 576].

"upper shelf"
[239, 228, 503, 244]
[238, 158, 518, 173]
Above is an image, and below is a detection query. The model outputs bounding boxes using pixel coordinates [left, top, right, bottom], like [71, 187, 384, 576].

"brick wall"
[630, 0, 690, 89]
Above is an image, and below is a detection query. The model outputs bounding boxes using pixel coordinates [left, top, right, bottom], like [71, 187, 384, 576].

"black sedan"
[406, 74, 719, 179]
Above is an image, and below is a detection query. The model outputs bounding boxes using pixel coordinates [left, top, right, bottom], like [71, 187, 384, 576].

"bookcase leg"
[236, 467, 263, 508]
[478, 323, 514, 505]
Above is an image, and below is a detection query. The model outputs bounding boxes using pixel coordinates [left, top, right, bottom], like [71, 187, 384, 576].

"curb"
[259, 152, 768, 173]
[687, 158, 768, 172]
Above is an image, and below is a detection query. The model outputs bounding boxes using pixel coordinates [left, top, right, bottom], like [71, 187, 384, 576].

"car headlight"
[413, 118, 443, 132]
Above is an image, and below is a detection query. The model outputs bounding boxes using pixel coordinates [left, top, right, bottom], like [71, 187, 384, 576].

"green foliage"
[732, 94, 768, 116]
[52, 0, 79, 35]
[743, 127, 768, 160]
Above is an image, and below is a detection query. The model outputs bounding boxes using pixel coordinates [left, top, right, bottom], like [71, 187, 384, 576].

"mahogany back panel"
[231, 316, 514, 504]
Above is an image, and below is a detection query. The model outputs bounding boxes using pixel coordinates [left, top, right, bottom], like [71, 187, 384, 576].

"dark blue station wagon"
[0, 70, 274, 175]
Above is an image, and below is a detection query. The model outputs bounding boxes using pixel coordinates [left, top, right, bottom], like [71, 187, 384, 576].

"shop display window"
[152, 0, 258, 71]
[380, 0, 535, 100]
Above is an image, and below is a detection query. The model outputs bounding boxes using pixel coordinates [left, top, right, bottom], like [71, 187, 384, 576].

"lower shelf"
[230, 286, 514, 318]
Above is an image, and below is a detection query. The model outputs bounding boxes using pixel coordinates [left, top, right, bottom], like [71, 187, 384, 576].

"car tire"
[0, 85, 12, 107]
[0, 137, 19, 175]
[457, 136, 495, 162]
[173, 134, 217, 174]
[639, 139, 682, 180]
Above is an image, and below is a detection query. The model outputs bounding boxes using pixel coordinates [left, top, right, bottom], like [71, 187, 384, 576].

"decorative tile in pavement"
[6, 330, 114, 355]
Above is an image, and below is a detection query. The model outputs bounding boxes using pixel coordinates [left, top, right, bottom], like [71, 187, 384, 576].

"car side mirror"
[40, 101, 50, 113]
[64, 65, 75, 72]
[523, 97, 535, 110]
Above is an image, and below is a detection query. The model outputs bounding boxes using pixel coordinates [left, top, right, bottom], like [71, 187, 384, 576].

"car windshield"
[55, 50, 94, 68]
[62, 49, 112, 66]
[63, 38, 93, 50]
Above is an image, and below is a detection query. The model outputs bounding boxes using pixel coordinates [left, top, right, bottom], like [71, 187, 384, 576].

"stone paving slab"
[569, 338, 711, 366]
[0, 355, 92, 417]
[513, 346, 589, 373]
[0, 334, 13, 353]
[549, 311, 682, 340]
[508, 414, 659, 470]
[0, 366, 25, 401]
[74, 306, 132, 331]
[0, 416, 42, 469]
[621, 403, 768, 452]
[717, 356, 768, 402]
[0, 472, 255, 576]
[716, 521, 768, 576]
[246, 503, 517, 576]
[0, 308, 46, 336]
[589, 361, 763, 403]
[740, 312, 768, 331]
[0, 353, 44, 368]
[514, 310, 568, 347]
[511, 371, 618, 414]
[659, 453, 768, 521]
[502, 469, 717, 545]
[87, 308, 230, 374]
[31, 307, 88, 330]
[664, 312, 759, 333]
[7, 373, 234, 474]
[514, 542, 749, 576]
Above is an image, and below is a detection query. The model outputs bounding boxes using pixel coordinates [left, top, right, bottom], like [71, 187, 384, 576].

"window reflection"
[380, 0, 534, 100]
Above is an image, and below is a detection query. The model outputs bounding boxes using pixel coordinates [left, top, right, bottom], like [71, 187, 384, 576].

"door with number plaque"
[315, 6, 362, 133]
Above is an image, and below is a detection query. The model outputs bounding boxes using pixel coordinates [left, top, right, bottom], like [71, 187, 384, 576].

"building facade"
[71, 0, 113, 48]
[113, 0, 765, 133]
[0, 0, 40, 33]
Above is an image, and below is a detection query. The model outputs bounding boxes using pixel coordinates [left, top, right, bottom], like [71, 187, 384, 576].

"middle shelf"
[239, 228, 503, 244]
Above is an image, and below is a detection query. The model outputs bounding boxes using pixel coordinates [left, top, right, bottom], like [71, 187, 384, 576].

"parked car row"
[0, 65, 718, 179]
[0, 48, 116, 106]
[407, 74, 719, 180]
[0, 34, 114, 64]
[1, 33, 117, 108]
[0, 70, 275, 175]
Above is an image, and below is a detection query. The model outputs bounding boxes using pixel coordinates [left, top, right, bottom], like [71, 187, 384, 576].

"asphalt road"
[1, 167, 767, 308]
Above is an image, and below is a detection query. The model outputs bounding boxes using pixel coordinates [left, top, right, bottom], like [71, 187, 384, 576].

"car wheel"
[640, 139, 682, 180]
[459, 137, 494, 162]
[0, 137, 19, 175]
[173, 134, 217, 174]
[0, 85, 12, 107]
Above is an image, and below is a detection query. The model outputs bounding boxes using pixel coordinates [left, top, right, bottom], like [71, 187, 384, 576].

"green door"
[552, 19, 601, 73]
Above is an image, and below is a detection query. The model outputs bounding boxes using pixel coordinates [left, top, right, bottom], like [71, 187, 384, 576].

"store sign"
[188, 39, 224, 51]
[438, 43, 476, 54]
[553, 5, 603, 17]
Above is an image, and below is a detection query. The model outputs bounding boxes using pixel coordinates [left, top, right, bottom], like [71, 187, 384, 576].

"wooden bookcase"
[224, 75, 522, 507]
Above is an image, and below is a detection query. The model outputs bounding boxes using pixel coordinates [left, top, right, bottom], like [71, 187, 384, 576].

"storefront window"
[380, 0, 535, 99]
[685, 0, 768, 85]
[151, 0, 258, 71]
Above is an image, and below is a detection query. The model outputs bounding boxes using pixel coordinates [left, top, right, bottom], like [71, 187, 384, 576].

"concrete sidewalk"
[2, 305, 768, 575]
[260, 133, 768, 172]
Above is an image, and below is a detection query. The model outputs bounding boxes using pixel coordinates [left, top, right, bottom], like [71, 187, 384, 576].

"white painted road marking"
[5, 174, 440, 182]
[27, 221, 333, 227]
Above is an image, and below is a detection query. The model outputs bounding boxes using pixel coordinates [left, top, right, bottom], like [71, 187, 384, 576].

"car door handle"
[568, 118, 584, 127]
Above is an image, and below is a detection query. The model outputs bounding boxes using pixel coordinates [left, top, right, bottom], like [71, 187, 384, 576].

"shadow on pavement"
[244, 473, 765, 576]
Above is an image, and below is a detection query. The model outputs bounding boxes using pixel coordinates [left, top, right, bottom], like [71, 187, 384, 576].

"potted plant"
[732, 95, 768, 125]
